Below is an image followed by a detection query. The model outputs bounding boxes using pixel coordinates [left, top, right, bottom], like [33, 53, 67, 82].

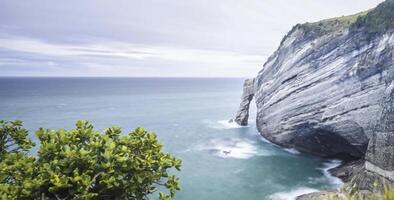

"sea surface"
[0, 77, 342, 200]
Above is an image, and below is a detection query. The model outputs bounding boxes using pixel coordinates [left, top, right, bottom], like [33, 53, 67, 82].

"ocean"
[0, 77, 342, 200]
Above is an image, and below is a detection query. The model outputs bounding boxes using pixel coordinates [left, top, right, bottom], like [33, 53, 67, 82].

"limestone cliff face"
[253, 0, 394, 160]
[234, 78, 255, 126]
[365, 81, 394, 181]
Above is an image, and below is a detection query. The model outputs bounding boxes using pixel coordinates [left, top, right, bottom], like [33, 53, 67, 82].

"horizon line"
[0, 76, 252, 79]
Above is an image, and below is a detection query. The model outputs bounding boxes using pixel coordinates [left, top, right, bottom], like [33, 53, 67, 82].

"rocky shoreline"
[298, 158, 393, 199]
[235, 0, 394, 198]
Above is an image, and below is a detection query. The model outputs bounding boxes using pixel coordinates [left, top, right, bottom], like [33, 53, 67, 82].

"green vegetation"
[0, 120, 181, 200]
[348, 184, 394, 200]
[351, 0, 394, 33]
[299, 10, 370, 37]
[301, 0, 394, 36]
[325, 11, 370, 25]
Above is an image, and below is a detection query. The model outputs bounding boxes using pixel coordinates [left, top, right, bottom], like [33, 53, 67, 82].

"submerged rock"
[234, 78, 255, 126]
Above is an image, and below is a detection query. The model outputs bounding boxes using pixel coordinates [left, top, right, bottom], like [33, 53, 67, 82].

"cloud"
[0, 38, 265, 65]
[0, 0, 384, 77]
[0, 37, 267, 77]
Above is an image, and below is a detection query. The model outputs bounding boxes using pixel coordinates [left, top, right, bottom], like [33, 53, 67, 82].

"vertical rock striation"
[234, 78, 255, 126]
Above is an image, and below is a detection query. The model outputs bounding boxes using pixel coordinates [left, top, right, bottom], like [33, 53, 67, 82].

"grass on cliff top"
[300, 10, 370, 35]
[304, 10, 369, 30]
[324, 11, 370, 25]
[304, 0, 394, 34]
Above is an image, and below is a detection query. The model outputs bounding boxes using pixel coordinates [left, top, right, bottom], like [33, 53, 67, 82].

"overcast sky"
[0, 0, 384, 77]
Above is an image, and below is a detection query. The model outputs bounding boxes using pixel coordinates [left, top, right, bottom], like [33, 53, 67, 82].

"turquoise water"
[0, 78, 342, 200]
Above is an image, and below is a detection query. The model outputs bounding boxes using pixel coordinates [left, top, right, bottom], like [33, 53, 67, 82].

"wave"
[270, 187, 318, 200]
[308, 160, 343, 187]
[259, 135, 273, 144]
[195, 137, 269, 159]
[258, 136, 301, 155]
[270, 160, 343, 200]
[203, 119, 251, 130]
[320, 160, 343, 187]
[283, 148, 301, 154]
[217, 120, 247, 129]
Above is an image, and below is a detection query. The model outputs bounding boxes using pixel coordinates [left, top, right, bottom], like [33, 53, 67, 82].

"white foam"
[203, 119, 253, 130]
[307, 160, 343, 187]
[259, 135, 273, 144]
[270, 160, 343, 200]
[320, 160, 343, 187]
[258, 136, 300, 155]
[270, 187, 318, 200]
[283, 148, 300, 155]
[217, 120, 245, 129]
[196, 138, 269, 159]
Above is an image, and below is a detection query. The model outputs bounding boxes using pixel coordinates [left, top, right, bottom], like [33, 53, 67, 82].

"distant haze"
[0, 0, 383, 77]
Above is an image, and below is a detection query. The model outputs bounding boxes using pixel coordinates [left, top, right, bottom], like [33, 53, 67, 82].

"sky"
[0, 0, 384, 77]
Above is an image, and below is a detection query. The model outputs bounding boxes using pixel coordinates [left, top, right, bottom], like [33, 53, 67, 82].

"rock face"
[365, 79, 394, 181]
[234, 78, 255, 126]
[296, 191, 347, 200]
[253, 0, 394, 159]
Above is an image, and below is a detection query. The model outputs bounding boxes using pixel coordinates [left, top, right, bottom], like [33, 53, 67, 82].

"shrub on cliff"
[349, 184, 394, 200]
[0, 120, 181, 200]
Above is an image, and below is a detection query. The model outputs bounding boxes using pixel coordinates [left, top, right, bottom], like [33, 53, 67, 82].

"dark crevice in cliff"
[290, 124, 367, 159]
[281, 74, 298, 85]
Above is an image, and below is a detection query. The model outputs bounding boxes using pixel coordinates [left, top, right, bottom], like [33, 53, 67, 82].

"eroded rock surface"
[296, 191, 347, 200]
[253, 7, 394, 158]
[365, 80, 394, 181]
[246, 1, 394, 199]
[234, 78, 255, 126]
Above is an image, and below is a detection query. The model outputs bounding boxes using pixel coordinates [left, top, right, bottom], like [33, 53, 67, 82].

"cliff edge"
[238, 0, 394, 195]
[254, 0, 393, 160]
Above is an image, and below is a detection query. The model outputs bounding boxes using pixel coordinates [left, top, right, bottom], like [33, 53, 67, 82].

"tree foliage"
[0, 120, 181, 200]
[0, 120, 35, 157]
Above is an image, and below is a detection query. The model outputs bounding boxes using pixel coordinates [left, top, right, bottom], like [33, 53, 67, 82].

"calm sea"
[0, 77, 342, 200]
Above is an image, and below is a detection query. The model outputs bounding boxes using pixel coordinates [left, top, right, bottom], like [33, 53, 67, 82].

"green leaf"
[0, 120, 182, 199]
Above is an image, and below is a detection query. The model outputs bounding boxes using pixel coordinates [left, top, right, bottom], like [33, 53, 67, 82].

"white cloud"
[0, 38, 266, 66]
[0, 37, 266, 77]
[0, 0, 384, 77]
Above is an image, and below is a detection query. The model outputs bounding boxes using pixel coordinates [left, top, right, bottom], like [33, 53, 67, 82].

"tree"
[0, 120, 181, 200]
[0, 120, 35, 157]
